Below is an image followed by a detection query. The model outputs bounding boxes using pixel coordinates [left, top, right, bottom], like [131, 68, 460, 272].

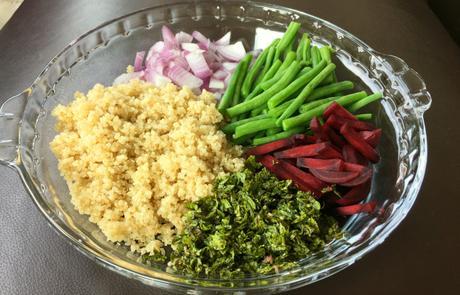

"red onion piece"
[166, 65, 203, 89]
[216, 41, 246, 61]
[215, 31, 231, 46]
[175, 31, 193, 43]
[134, 51, 145, 72]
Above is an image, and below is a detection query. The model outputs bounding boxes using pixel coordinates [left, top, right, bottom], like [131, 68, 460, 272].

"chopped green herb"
[143, 157, 341, 279]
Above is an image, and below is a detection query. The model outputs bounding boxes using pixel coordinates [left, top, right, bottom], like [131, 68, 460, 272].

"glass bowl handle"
[373, 52, 432, 116]
[0, 90, 29, 167]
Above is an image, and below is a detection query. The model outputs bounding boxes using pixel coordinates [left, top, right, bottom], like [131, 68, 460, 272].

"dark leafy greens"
[143, 156, 341, 279]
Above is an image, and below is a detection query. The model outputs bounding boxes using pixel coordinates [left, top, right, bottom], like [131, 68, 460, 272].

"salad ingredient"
[281, 91, 367, 130]
[340, 123, 380, 163]
[267, 60, 327, 109]
[274, 142, 328, 159]
[360, 129, 382, 147]
[234, 118, 278, 139]
[241, 40, 277, 97]
[231, 54, 253, 106]
[355, 113, 372, 120]
[276, 63, 337, 125]
[218, 54, 253, 111]
[226, 61, 302, 117]
[306, 81, 354, 101]
[246, 103, 381, 214]
[348, 92, 383, 113]
[50, 80, 244, 254]
[117, 26, 248, 95]
[145, 157, 341, 279]
[334, 202, 376, 216]
[297, 158, 344, 171]
[251, 126, 306, 146]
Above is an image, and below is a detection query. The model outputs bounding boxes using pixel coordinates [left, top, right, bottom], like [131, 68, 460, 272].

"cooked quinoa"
[50, 80, 244, 254]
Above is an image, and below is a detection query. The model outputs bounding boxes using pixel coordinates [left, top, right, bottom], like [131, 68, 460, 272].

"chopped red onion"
[166, 65, 203, 89]
[215, 32, 231, 46]
[175, 31, 193, 43]
[209, 78, 225, 90]
[181, 43, 201, 52]
[216, 41, 246, 61]
[212, 70, 228, 80]
[162, 25, 178, 48]
[222, 62, 238, 72]
[121, 26, 247, 93]
[185, 51, 212, 79]
[134, 51, 145, 72]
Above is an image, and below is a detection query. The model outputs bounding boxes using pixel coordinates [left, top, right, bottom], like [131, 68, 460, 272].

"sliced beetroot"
[257, 155, 324, 196]
[297, 158, 344, 171]
[342, 144, 369, 165]
[334, 181, 371, 206]
[323, 124, 346, 148]
[258, 155, 290, 180]
[247, 137, 294, 156]
[310, 117, 329, 141]
[309, 168, 359, 184]
[305, 135, 318, 144]
[343, 162, 367, 173]
[278, 160, 325, 196]
[315, 144, 344, 160]
[360, 129, 382, 148]
[326, 114, 374, 131]
[323, 102, 357, 121]
[334, 201, 376, 216]
[274, 142, 328, 159]
[341, 123, 380, 163]
[339, 167, 373, 187]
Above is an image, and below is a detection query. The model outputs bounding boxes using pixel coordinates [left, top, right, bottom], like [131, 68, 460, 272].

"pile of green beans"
[218, 21, 383, 146]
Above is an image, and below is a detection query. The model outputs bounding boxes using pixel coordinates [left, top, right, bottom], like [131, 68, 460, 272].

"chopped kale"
[143, 156, 341, 279]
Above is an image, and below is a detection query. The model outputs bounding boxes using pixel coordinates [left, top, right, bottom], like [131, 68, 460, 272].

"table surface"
[1, 0, 459, 294]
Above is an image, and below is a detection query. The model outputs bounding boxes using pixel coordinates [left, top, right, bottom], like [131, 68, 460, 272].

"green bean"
[226, 61, 302, 117]
[266, 127, 283, 136]
[279, 51, 297, 72]
[302, 36, 311, 63]
[319, 46, 334, 85]
[299, 66, 312, 75]
[252, 126, 306, 146]
[221, 114, 269, 134]
[218, 54, 253, 111]
[306, 81, 354, 102]
[267, 99, 294, 118]
[258, 52, 296, 90]
[241, 39, 279, 98]
[281, 91, 367, 130]
[355, 113, 373, 120]
[319, 46, 332, 63]
[255, 45, 277, 85]
[311, 46, 321, 67]
[267, 60, 327, 109]
[277, 63, 336, 126]
[274, 21, 301, 60]
[299, 96, 340, 113]
[231, 54, 252, 106]
[251, 105, 266, 116]
[296, 34, 307, 62]
[243, 60, 283, 104]
[243, 85, 263, 102]
[348, 92, 383, 113]
[284, 37, 296, 59]
[234, 118, 278, 139]
[262, 59, 282, 82]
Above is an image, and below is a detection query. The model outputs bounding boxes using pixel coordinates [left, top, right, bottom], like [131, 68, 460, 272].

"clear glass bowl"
[0, 1, 431, 293]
